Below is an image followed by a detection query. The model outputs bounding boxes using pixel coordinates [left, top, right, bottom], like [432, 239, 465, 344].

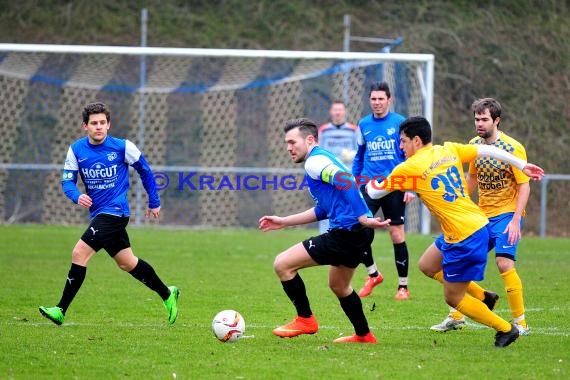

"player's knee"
[117, 261, 134, 271]
[115, 254, 138, 272]
[273, 254, 290, 278]
[328, 281, 350, 298]
[71, 249, 89, 266]
[496, 257, 514, 273]
[390, 224, 406, 244]
[418, 259, 436, 277]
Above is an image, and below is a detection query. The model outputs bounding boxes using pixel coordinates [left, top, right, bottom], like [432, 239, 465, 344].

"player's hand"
[258, 215, 286, 232]
[77, 194, 92, 209]
[146, 206, 161, 220]
[403, 191, 416, 203]
[503, 218, 522, 245]
[523, 163, 545, 181]
[358, 215, 391, 229]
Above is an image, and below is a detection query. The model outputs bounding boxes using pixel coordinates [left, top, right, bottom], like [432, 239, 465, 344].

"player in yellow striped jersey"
[431, 98, 531, 335]
[366, 116, 544, 347]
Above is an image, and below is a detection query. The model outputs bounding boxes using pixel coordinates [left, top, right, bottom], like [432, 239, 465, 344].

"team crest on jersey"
[107, 152, 117, 161]
[387, 127, 396, 136]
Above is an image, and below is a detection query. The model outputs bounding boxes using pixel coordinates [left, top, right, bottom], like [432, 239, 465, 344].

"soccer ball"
[212, 310, 245, 343]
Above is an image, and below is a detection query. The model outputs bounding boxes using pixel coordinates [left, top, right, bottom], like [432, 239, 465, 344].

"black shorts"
[80, 214, 131, 257]
[302, 227, 374, 268]
[360, 185, 406, 226]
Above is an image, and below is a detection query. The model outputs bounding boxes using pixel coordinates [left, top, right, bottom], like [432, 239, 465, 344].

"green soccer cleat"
[164, 286, 180, 325]
[39, 306, 65, 325]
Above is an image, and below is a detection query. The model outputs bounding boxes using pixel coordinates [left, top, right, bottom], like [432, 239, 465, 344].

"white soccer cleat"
[430, 316, 466, 332]
[515, 323, 530, 336]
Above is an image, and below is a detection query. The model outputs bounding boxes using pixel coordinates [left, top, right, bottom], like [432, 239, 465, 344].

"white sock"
[398, 277, 408, 286]
[366, 264, 378, 276]
[513, 314, 526, 323]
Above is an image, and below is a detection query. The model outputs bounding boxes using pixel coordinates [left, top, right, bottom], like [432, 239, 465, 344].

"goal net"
[0, 44, 433, 232]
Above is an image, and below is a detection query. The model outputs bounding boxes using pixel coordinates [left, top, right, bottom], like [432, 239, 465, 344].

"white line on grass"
[8, 320, 570, 336]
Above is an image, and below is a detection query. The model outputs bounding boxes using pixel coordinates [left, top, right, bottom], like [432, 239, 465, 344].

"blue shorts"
[435, 226, 490, 283]
[488, 212, 523, 260]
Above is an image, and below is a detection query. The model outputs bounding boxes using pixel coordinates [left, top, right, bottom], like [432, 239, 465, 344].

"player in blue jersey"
[352, 81, 414, 300]
[259, 118, 390, 343]
[39, 102, 179, 326]
[317, 100, 358, 234]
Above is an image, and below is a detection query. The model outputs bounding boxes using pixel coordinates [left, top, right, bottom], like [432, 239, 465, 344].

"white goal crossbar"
[0, 43, 433, 233]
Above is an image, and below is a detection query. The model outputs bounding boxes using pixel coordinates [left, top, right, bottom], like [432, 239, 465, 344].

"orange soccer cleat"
[272, 315, 319, 338]
[357, 274, 384, 297]
[394, 287, 410, 300]
[333, 331, 377, 344]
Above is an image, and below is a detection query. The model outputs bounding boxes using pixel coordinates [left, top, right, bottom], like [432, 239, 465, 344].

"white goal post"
[0, 43, 433, 232]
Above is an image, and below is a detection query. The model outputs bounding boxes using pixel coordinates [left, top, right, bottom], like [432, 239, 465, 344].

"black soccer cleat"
[494, 324, 519, 348]
[483, 291, 499, 311]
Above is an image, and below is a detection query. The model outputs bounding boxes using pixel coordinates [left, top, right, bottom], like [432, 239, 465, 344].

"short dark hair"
[82, 102, 110, 124]
[369, 81, 391, 98]
[283, 118, 318, 141]
[399, 116, 432, 144]
[331, 99, 345, 106]
[472, 97, 501, 122]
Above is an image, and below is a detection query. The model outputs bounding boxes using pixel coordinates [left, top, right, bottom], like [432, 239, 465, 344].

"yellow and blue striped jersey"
[468, 132, 529, 218]
[386, 142, 488, 243]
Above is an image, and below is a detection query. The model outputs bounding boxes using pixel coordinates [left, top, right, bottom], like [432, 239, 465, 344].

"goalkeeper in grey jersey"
[317, 100, 358, 233]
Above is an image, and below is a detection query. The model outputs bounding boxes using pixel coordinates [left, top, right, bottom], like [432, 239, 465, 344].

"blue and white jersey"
[352, 112, 406, 180]
[304, 146, 372, 230]
[62, 135, 160, 219]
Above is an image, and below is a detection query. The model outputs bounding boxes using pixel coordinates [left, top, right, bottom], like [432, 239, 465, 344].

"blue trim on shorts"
[435, 225, 489, 282]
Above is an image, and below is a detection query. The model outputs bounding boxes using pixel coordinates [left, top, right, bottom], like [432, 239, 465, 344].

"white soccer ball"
[212, 310, 245, 343]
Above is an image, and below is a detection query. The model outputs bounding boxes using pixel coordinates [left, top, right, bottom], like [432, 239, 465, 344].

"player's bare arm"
[259, 208, 318, 231]
[504, 182, 530, 245]
[465, 173, 478, 195]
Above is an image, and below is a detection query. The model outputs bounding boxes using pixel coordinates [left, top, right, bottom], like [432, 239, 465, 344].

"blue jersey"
[352, 112, 406, 180]
[304, 146, 371, 229]
[62, 135, 160, 219]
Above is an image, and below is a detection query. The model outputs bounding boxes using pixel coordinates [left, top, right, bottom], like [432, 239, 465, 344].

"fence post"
[539, 176, 549, 238]
[135, 8, 148, 226]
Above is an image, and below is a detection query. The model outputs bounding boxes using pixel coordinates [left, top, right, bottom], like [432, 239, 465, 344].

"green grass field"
[1, 225, 569, 379]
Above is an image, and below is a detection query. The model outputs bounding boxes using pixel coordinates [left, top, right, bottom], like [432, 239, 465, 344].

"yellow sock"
[501, 268, 525, 319]
[456, 294, 511, 332]
[433, 270, 444, 284]
[449, 308, 464, 320]
[434, 270, 485, 302]
[466, 281, 485, 301]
